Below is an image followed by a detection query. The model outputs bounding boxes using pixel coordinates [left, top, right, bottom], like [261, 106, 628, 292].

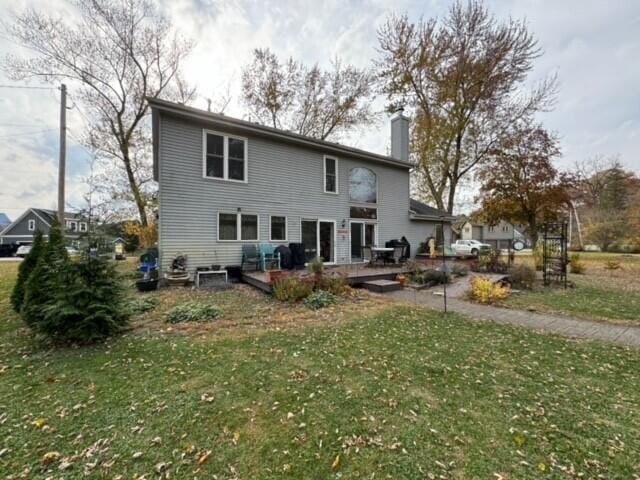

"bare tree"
[241, 48, 376, 141]
[376, 1, 556, 213]
[2, 0, 194, 226]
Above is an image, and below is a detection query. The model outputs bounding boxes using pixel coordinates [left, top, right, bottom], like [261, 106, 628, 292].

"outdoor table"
[371, 247, 394, 265]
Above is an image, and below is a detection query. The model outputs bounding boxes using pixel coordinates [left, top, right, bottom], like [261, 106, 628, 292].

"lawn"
[1, 262, 640, 478]
[505, 252, 640, 325]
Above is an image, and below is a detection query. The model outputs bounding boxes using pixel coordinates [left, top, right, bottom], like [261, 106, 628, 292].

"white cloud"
[0, 0, 638, 219]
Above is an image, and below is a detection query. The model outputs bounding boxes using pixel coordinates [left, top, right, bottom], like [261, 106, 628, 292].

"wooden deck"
[242, 264, 412, 293]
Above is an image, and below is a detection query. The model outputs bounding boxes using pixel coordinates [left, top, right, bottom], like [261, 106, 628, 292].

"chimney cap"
[391, 106, 409, 120]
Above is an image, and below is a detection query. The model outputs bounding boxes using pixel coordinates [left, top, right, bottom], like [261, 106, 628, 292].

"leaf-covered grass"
[506, 278, 640, 324]
[505, 253, 640, 324]
[1, 263, 640, 478]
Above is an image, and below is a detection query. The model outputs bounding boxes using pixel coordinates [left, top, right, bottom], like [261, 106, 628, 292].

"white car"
[66, 246, 81, 257]
[16, 245, 32, 257]
[452, 239, 491, 257]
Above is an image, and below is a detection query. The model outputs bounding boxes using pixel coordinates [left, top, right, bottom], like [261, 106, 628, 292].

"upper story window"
[79, 222, 88, 233]
[28, 219, 35, 231]
[324, 156, 338, 194]
[203, 130, 247, 183]
[349, 167, 377, 204]
[66, 220, 78, 232]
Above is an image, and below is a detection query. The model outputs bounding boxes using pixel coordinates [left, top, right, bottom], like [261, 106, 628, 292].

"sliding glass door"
[301, 219, 335, 263]
[350, 221, 376, 262]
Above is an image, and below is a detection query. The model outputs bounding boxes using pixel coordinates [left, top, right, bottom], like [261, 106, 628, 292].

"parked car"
[66, 246, 81, 257]
[0, 244, 17, 257]
[16, 244, 32, 257]
[452, 239, 491, 257]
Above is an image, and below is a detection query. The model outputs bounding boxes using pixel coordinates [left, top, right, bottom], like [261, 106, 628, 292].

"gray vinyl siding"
[157, 113, 448, 273]
[2, 211, 49, 237]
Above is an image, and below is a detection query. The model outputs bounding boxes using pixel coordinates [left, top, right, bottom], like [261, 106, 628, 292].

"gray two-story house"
[0, 208, 87, 246]
[149, 98, 453, 274]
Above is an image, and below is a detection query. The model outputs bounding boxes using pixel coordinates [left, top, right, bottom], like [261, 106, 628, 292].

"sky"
[0, 0, 639, 219]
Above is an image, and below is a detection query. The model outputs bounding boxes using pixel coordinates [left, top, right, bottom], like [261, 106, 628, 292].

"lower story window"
[270, 216, 287, 241]
[218, 212, 259, 241]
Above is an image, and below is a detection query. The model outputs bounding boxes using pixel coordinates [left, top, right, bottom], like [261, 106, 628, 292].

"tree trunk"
[446, 179, 457, 214]
[528, 217, 539, 247]
[122, 151, 148, 227]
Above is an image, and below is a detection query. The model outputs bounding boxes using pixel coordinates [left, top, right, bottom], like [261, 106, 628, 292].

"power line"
[0, 128, 56, 140]
[0, 84, 56, 90]
[0, 122, 57, 128]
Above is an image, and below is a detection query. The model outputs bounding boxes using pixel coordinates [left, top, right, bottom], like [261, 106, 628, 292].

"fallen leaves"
[31, 417, 47, 428]
[42, 451, 61, 465]
[331, 454, 340, 470]
[197, 450, 211, 465]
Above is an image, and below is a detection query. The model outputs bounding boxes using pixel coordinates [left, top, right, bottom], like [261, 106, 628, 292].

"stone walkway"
[389, 289, 640, 347]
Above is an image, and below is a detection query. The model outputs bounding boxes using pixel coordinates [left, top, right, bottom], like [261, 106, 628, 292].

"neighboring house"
[0, 213, 11, 231]
[460, 220, 527, 249]
[149, 97, 454, 274]
[0, 208, 87, 245]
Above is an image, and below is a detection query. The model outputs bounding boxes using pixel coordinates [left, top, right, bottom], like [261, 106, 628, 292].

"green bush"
[478, 249, 508, 274]
[165, 301, 221, 323]
[413, 269, 449, 286]
[569, 253, 586, 274]
[317, 275, 348, 295]
[508, 264, 537, 289]
[38, 255, 129, 343]
[272, 277, 313, 302]
[21, 222, 69, 331]
[126, 296, 159, 316]
[308, 256, 324, 275]
[450, 263, 469, 277]
[10, 231, 45, 312]
[303, 290, 337, 310]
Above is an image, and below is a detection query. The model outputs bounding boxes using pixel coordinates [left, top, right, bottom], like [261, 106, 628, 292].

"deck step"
[362, 279, 403, 293]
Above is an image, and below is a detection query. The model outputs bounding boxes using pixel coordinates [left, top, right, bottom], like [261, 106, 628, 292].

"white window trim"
[323, 155, 339, 194]
[28, 219, 35, 231]
[202, 129, 249, 184]
[79, 222, 88, 233]
[216, 211, 260, 242]
[299, 218, 337, 265]
[349, 220, 378, 264]
[269, 215, 288, 242]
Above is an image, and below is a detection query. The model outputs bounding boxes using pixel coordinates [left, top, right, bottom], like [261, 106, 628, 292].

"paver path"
[389, 288, 640, 347]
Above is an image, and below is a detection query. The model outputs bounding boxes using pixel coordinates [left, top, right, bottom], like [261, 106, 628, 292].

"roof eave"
[410, 212, 455, 222]
[147, 97, 414, 170]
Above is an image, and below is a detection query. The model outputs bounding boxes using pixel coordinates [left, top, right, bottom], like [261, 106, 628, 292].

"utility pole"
[57, 83, 67, 226]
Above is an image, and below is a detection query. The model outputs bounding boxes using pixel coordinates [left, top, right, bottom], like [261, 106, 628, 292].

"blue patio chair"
[258, 243, 281, 271]
[241, 244, 261, 271]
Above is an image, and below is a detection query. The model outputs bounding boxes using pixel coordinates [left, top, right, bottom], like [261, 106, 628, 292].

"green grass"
[1, 263, 640, 478]
[506, 278, 640, 324]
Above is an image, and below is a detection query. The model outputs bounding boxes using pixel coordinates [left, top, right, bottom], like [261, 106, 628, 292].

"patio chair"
[391, 246, 404, 265]
[258, 243, 281, 271]
[361, 246, 373, 264]
[241, 244, 261, 271]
